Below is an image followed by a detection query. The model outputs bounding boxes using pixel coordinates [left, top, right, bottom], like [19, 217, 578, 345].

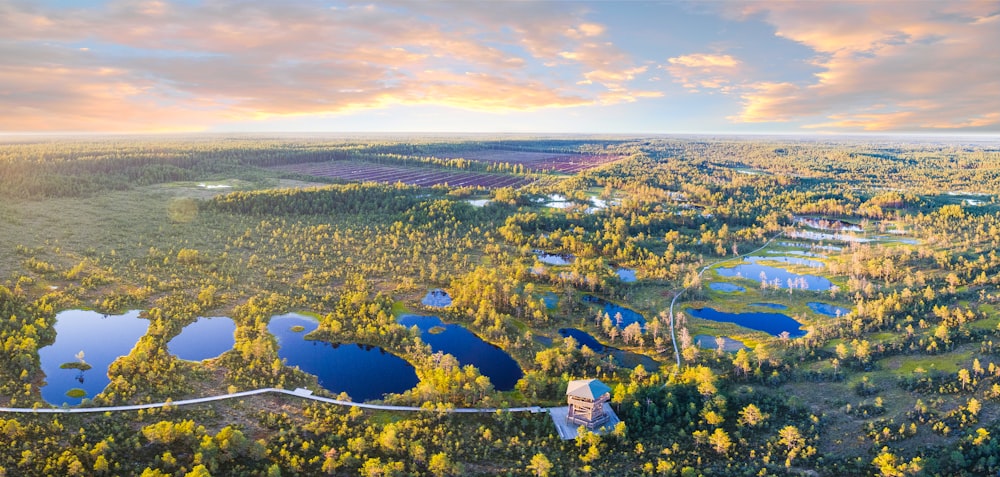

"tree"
[428, 453, 459, 477]
[527, 453, 553, 477]
[709, 428, 733, 455]
[738, 403, 768, 428]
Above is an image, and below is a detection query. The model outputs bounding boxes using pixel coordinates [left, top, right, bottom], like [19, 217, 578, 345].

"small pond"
[794, 216, 863, 232]
[787, 230, 874, 244]
[750, 302, 788, 310]
[808, 302, 851, 317]
[686, 307, 805, 338]
[269, 313, 418, 401]
[745, 255, 824, 268]
[709, 282, 745, 293]
[615, 268, 637, 283]
[168, 316, 236, 361]
[694, 335, 747, 352]
[610, 349, 659, 370]
[534, 250, 575, 266]
[767, 250, 825, 258]
[541, 292, 559, 309]
[421, 289, 452, 307]
[715, 262, 832, 290]
[558, 328, 605, 352]
[465, 199, 491, 207]
[583, 295, 647, 330]
[38, 309, 150, 406]
[398, 314, 523, 391]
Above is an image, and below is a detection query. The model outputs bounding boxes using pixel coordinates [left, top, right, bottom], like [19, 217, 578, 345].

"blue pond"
[168, 316, 236, 361]
[583, 295, 646, 330]
[269, 313, 418, 401]
[715, 263, 832, 290]
[710, 282, 745, 293]
[746, 255, 824, 268]
[534, 250, 574, 266]
[398, 314, 523, 391]
[750, 303, 788, 310]
[694, 335, 747, 352]
[616, 268, 637, 283]
[38, 309, 150, 405]
[421, 289, 452, 307]
[541, 292, 559, 309]
[686, 307, 805, 337]
[558, 328, 605, 352]
[808, 302, 851, 317]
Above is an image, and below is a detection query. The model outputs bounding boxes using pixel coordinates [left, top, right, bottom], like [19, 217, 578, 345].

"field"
[270, 160, 532, 188]
[429, 149, 623, 173]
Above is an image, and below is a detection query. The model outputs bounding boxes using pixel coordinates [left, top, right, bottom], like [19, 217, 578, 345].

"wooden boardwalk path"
[0, 387, 546, 415]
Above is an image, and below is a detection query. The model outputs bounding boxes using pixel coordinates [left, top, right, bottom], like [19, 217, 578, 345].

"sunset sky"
[2, 0, 998, 134]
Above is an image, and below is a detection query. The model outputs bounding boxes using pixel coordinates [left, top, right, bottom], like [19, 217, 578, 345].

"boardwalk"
[0, 387, 545, 415]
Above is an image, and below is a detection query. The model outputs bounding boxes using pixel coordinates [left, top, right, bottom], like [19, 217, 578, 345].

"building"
[565, 378, 612, 429]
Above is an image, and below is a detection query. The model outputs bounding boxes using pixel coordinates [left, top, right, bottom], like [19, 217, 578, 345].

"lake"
[38, 309, 150, 406]
[750, 302, 788, 310]
[269, 313, 418, 402]
[583, 295, 647, 329]
[808, 302, 851, 317]
[558, 328, 605, 352]
[715, 262, 832, 290]
[709, 282, 745, 293]
[168, 316, 236, 361]
[398, 314, 523, 391]
[686, 307, 805, 337]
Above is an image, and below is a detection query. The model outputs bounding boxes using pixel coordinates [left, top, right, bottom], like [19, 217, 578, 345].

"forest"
[2, 134, 1000, 476]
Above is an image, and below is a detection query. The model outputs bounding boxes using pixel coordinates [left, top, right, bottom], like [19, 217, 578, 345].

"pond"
[745, 255, 824, 268]
[556, 328, 654, 369]
[794, 216, 863, 232]
[269, 313, 418, 402]
[750, 302, 788, 310]
[421, 289, 452, 307]
[767, 250, 825, 258]
[534, 250, 575, 266]
[715, 262, 832, 290]
[398, 314, 523, 391]
[808, 302, 851, 317]
[787, 230, 874, 244]
[709, 282, 745, 293]
[616, 268, 637, 283]
[38, 309, 150, 406]
[465, 199, 491, 207]
[168, 316, 236, 361]
[686, 307, 805, 337]
[558, 328, 605, 352]
[541, 292, 559, 309]
[583, 295, 647, 330]
[694, 335, 747, 352]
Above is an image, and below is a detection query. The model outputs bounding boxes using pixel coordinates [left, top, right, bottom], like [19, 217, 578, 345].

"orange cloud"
[728, 2, 1000, 131]
[665, 53, 741, 92]
[0, 1, 657, 132]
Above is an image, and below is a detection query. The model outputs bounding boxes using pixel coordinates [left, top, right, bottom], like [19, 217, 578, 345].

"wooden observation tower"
[565, 379, 612, 429]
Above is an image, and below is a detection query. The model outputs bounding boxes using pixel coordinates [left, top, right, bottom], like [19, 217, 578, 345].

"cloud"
[726, 2, 1000, 131]
[665, 53, 741, 92]
[0, 0, 655, 132]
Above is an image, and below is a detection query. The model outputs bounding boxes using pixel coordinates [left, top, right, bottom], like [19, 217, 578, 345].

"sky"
[1, 0, 999, 134]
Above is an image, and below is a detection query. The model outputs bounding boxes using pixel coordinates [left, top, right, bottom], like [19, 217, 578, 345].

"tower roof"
[566, 379, 611, 400]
